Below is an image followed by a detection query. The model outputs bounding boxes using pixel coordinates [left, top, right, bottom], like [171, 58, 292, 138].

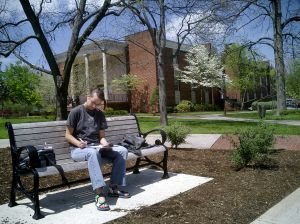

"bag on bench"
[18, 146, 56, 169]
[117, 134, 149, 156]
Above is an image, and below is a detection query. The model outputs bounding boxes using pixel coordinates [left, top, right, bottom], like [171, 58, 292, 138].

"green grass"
[1, 114, 299, 139]
[0, 116, 55, 139]
[136, 111, 224, 117]
[226, 109, 300, 120]
[137, 116, 300, 135]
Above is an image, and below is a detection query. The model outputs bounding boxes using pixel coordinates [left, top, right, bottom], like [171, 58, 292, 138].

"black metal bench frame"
[5, 114, 169, 219]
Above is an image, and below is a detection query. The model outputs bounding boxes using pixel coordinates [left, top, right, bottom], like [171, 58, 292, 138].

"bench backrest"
[7, 115, 140, 164]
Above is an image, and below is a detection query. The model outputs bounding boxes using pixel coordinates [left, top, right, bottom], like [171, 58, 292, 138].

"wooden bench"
[5, 114, 169, 220]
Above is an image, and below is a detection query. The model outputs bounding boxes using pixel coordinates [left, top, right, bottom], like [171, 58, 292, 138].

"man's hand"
[78, 138, 87, 149]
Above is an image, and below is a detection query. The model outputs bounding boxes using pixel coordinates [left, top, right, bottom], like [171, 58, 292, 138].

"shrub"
[175, 100, 193, 112]
[149, 87, 159, 113]
[193, 104, 204, 111]
[104, 107, 128, 116]
[231, 121, 275, 169]
[251, 101, 276, 110]
[164, 122, 191, 149]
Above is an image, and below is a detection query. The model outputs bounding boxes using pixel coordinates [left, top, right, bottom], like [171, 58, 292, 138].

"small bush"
[164, 122, 191, 149]
[175, 100, 193, 112]
[251, 101, 276, 110]
[104, 107, 128, 116]
[231, 121, 275, 169]
[193, 103, 221, 112]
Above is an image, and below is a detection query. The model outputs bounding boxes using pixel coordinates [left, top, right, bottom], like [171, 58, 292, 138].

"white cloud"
[1, 0, 116, 18]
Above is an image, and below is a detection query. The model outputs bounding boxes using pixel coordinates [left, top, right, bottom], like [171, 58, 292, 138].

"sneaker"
[108, 186, 131, 198]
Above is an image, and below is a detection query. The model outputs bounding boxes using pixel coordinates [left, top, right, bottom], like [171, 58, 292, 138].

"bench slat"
[13, 125, 66, 136]
[12, 121, 66, 129]
[37, 145, 166, 177]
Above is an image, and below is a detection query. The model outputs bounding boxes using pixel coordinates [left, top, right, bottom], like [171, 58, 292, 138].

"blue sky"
[1, 0, 298, 70]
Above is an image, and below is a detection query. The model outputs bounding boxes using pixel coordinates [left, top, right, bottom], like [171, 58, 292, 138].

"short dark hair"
[90, 88, 106, 109]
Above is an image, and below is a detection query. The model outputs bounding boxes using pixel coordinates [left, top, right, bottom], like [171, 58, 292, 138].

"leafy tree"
[1, 63, 41, 107]
[223, 44, 272, 109]
[286, 60, 300, 99]
[37, 74, 56, 114]
[0, 0, 123, 120]
[223, 0, 300, 115]
[176, 44, 230, 107]
[122, 0, 228, 125]
[149, 86, 159, 114]
[177, 44, 230, 88]
[111, 73, 141, 112]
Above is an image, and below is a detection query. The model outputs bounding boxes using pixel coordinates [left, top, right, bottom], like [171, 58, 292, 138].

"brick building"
[126, 30, 221, 112]
[56, 30, 222, 113]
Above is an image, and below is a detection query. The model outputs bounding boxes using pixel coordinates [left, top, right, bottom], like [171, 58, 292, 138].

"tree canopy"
[0, 63, 41, 106]
[177, 44, 230, 88]
[286, 60, 300, 99]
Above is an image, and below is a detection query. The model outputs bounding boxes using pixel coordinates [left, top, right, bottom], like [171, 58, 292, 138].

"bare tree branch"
[0, 19, 28, 30]
[282, 16, 300, 29]
[0, 35, 37, 57]
[13, 51, 52, 75]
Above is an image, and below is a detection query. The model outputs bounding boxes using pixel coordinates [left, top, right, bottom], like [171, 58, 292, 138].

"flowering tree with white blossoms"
[178, 45, 230, 90]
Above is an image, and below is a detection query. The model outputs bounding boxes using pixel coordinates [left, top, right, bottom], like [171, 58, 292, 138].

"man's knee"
[114, 146, 128, 158]
[87, 148, 100, 159]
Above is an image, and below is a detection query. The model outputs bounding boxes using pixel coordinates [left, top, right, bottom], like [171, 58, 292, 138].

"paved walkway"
[0, 169, 212, 224]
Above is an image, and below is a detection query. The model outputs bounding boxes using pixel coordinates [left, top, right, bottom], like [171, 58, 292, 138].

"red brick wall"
[126, 31, 157, 112]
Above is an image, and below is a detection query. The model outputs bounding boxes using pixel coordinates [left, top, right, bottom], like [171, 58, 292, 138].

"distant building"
[56, 30, 222, 112]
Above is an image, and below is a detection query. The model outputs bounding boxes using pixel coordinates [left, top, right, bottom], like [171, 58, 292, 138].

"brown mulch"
[1, 144, 300, 224]
[211, 134, 300, 151]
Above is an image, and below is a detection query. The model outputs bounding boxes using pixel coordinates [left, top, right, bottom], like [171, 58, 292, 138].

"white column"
[84, 54, 90, 95]
[102, 51, 108, 100]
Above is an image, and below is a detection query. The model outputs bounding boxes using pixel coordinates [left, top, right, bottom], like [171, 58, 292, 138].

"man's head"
[85, 88, 106, 111]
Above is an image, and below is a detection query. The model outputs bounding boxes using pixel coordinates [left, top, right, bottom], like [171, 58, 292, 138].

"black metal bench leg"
[32, 171, 44, 220]
[133, 158, 141, 174]
[162, 149, 169, 179]
[8, 171, 18, 207]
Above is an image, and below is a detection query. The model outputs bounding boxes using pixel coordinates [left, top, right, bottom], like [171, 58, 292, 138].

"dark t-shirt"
[66, 105, 108, 145]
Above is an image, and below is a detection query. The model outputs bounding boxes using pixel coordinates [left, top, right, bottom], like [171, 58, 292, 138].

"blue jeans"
[70, 145, 128, 191]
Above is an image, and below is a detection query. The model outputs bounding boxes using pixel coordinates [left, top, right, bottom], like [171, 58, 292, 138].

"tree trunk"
[271, 0, 286, 115]
[128, 90, 132, 113]
[158, 52, 168, 126]
[56, 86, 68, 120]
[157, 0, 168, 126]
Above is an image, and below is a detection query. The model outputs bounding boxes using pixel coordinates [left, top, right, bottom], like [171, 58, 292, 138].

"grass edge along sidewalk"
[1, 112, 300, 139]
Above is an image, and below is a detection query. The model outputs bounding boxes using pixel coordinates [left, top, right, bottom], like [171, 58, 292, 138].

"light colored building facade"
[55, 40, 128, 106]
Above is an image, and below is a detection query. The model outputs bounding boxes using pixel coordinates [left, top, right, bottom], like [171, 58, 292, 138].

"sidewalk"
[0, 169, 213, 224]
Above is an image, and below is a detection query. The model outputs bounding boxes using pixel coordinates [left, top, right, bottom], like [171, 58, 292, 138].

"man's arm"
[65, 126, 86, 149]
[99, 130, 111, 146]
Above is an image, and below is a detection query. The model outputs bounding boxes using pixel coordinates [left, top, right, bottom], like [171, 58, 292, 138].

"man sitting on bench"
[65, 88, 131, 211]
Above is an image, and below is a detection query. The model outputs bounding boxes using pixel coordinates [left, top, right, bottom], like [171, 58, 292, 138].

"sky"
[1, 0, 298, 71]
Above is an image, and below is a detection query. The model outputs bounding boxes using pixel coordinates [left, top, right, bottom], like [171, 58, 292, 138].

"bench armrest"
[141, 129, 167, 145]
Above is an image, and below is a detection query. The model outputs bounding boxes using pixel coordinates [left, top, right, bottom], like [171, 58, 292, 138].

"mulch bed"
[211, 135, 300, 151]
[1, 146, 300, 224]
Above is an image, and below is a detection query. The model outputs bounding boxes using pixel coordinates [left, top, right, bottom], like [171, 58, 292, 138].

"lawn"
[137, 116, 300, 135]
[1, 114, 300, 138]
[226, 109, 300, 120]
[0, 116, 55, 139]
